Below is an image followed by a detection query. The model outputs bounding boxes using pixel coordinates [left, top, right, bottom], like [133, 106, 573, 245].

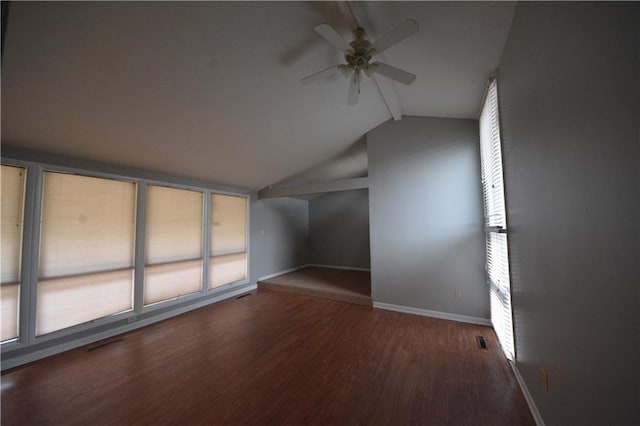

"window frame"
[36, 169, 138, 336]
[143, 183, 205, 308]
[479, 77, 516, 361]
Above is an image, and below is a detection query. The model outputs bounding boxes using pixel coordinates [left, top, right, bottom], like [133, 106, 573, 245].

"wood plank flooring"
[259, 266, 372, 306]
[1, 289, 534, 425]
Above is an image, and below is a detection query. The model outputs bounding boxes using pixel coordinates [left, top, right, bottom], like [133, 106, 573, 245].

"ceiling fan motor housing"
[345, 28, 374, 72]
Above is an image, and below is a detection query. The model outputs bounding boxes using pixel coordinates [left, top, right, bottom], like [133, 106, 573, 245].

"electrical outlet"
[127, 315, 137, 324]
[453, 290, 461, 299]
[540, 368, 549, 392]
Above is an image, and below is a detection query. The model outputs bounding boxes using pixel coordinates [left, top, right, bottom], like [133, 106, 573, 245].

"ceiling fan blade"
[314, 24, 351, 52]
[347, 70, 360, 105]
[371, 19, 419, 55]
[371, 62, 416, 85]
[300, 65, 342, 85]
[339, 64, 353, 78]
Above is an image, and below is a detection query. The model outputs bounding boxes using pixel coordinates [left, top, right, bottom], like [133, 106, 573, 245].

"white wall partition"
[367, 116, 488, 320]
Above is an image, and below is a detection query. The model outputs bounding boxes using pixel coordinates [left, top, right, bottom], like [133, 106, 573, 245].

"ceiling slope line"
[258, 177, 368, 199]
[342, 1, 403, 121]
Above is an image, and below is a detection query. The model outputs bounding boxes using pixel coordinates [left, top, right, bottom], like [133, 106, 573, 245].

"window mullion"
[202, 191, 211, 294]
[133, 182, 147, 313]
[23, 164, 43, 346]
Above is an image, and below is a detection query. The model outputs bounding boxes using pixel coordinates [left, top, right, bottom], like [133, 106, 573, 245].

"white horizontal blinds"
[37, 172, 136, 335]
[210, 194, 247, 288]
[144, 185, 203, 305]
[1, 165, 26, 342]
[480, 79, 515, 360]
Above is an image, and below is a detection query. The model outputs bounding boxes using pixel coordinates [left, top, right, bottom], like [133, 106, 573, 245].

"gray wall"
[250, 196, 309, 280]
[498, 3, 639, 424]
[367, 116, 488, 319]
[308, 189, 370, 269]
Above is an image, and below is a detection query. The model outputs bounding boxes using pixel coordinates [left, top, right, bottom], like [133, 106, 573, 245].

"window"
[480, 79, 514, 360]
[210, 194, 247, 288]
[37, 172, 136, 335]
[144, 185, 203, 305]
[2, 157, 251, 359]
[1, 165, 27, 342]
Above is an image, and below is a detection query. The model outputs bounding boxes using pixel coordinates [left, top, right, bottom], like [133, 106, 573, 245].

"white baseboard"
[373, 301, 492, 326]
[1, 284, 256, 371]
[510, 361, 545, 426]
[257, 265, 304, 281]
[305, 263, 371, 272]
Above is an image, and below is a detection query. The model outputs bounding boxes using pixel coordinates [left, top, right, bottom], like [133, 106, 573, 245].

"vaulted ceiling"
[1, 1, 515, 190]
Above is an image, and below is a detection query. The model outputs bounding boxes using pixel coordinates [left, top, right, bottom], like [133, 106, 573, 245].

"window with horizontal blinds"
[480, 79, 515, 361]
[210, 194, 247, 288]
[1, 165, 27, 342]
[37, 172, 136, 335]
[144, 185, 203, 305]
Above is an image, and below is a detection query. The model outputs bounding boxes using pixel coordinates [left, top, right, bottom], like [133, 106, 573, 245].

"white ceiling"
[1, 2, 515, 190]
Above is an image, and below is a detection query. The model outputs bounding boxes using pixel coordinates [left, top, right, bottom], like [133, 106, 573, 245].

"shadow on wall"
[309, 189, 370, 269]
[250, 196, 309, 281]
[265, 136, 368, 191]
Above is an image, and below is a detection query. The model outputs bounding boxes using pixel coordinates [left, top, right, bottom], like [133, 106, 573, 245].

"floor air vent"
[476, 336, 487, 350]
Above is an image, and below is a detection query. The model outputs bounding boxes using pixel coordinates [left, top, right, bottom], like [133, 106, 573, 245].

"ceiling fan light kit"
[301, 19, 419, 105]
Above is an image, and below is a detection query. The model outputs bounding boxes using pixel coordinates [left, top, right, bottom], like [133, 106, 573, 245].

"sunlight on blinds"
[0, 285, 19, 341]
[37, 172, 135, 335]
[144, 260, 203, 305]
[37, 270, 133, 335]
[210, 194, 247, 288]
[210, 253, 247, 289]
[211, 194, 247, 255]
[480, 79, 515, 361]
[40, 173, 136, 278]
[144, 186, 203, 305]
[1, 165, 26, 342]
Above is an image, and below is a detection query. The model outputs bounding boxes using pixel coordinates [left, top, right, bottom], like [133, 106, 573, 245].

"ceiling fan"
[301, 19, 419, 105]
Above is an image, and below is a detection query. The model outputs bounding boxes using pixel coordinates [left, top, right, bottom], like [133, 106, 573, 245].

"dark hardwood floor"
[1, 289, 534, 425]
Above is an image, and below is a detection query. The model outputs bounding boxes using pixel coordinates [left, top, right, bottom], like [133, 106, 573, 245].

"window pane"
[211, 194, 247, 255]
[1, 165, 26, 283]
[38, 172, 136, 335]
[144, 260, 202, 305]
[40, 172, 136, 278]
[1, 284, 20, 342]
[37, 270, 133, 335]
[210, 194, 247, 288]
[1, 165, 26, 342]
[479, 80, 514, 360]
[145, 186, 203, 305]
[210, 253, 247, 289]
